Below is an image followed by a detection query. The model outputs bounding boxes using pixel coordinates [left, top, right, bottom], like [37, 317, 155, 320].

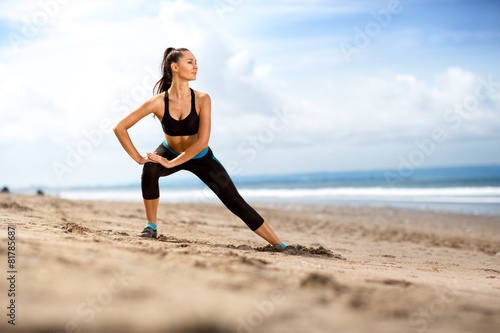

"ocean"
[45, 165, 500, 216]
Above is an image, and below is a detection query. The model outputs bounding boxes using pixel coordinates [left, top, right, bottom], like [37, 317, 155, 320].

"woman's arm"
[113, 95, 163, 164]
[149, 93, 211, 168]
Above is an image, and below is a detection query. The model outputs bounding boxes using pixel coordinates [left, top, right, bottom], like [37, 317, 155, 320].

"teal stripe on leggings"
[163, 141, 208, 159]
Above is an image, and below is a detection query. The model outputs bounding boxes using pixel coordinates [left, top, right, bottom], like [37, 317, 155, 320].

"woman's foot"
[137, 226, 157, 238]
[276, 243, 302, 250]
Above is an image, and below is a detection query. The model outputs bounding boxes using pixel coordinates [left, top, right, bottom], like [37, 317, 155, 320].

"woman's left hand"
[146, 152, 172, 168]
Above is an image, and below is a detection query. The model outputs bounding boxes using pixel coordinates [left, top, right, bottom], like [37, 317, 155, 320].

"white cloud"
[272, 67, 500, 153]
[0, 0, 297, 187]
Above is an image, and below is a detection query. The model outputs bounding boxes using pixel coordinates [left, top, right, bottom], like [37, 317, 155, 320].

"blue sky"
[0, 0, 499, 188]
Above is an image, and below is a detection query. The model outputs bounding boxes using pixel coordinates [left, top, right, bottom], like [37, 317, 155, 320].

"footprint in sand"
[366, 278, 412, 288]
[300, 272, 348, 294]
[0, 201, 32, 211]
[238, 256, 269, 267]
[60, 222, 93, 234]
[157, 234, 192, 244]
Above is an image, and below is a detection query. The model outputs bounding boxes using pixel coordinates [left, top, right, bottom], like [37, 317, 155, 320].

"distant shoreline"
[28, 184, 500, 217]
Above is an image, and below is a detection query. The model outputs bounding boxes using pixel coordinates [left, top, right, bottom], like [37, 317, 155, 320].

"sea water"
[44, 165, 500, 216]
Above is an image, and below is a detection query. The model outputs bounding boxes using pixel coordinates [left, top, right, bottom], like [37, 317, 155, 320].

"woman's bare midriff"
[164, 134, 198, 154]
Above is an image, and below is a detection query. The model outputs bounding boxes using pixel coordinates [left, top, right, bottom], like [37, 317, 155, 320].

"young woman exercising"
[113, 47, 288, 248]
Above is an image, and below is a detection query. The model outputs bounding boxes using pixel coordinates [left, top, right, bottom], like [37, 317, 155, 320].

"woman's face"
[173, 51, 198, 81]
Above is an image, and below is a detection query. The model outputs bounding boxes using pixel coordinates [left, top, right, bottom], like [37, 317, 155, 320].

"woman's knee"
[141, 162, 161, 182]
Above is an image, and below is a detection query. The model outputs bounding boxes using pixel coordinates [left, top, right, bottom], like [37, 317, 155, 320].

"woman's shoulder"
[141, 92, 166, 118]
[192, 89, 211, 103]
[147, 92, 166, 107]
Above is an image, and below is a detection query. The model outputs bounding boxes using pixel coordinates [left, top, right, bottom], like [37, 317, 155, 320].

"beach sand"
[1, 193, 499, 333]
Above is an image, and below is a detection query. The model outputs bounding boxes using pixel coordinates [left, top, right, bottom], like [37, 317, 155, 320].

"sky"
[0, 0, 499, 188]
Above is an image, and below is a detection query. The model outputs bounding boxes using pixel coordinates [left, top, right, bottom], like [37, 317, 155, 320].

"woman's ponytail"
[153, 47, 190, 95]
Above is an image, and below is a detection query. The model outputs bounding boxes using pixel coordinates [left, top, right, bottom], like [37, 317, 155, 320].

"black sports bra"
[161, 88, 199, 136]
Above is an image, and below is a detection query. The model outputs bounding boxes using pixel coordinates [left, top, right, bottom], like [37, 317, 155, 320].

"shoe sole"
[137, 234, 157, 238]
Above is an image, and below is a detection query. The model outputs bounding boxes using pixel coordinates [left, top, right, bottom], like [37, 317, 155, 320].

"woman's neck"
[168, 80, 190, 99]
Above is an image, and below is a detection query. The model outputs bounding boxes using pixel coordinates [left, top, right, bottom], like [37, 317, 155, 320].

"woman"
[113, 47, 288, 248]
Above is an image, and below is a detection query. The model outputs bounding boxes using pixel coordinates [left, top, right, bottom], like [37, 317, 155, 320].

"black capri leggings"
[141, 142, 265, 231]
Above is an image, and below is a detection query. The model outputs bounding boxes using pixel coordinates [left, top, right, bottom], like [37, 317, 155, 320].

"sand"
[0, 193, 499, 333]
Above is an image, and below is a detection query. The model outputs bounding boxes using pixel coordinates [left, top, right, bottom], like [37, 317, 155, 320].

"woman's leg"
[143, 198, 160, 224]
[141, 161, 173, 227]
[254, 221, 281, 245]
[139, 143, 181, 237]
[188, 149, 284, 245]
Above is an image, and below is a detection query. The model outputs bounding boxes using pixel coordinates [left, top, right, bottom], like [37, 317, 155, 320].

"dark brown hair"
[153, 47, 190, 95]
